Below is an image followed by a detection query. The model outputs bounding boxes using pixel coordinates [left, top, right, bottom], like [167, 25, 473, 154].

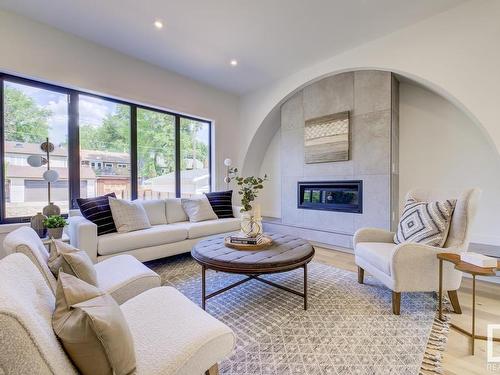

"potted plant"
[43, 215, 68, 239]
[235, 174, 268, 237]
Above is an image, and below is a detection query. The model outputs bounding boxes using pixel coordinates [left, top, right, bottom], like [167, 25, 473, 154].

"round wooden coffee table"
[191, 233, 315, 310]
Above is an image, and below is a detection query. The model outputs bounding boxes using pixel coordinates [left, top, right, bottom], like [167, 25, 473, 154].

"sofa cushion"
[76, 193, 117, 236]
[52, 272, 136, 375]
[94, 255, 161, 305]
[97, 224, 188, 255]
[140, 199, 167, 225]
[187, 218, 240, 239]
[120, 286, 235, 375]
[355, 242, 396, 275]
[181, 197, 218, 223]
[109, 197, 151, 233]
[205, 190, 234, 218]
[165, 198, 188, 224]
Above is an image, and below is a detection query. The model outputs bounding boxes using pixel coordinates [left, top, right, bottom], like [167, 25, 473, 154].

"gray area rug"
[147, 254, 448, 375]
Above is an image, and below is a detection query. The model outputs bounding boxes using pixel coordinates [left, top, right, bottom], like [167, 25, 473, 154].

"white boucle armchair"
[0, 253, 235, 375]
[354, 188, 481, 315]
[3, 226, 161, 304]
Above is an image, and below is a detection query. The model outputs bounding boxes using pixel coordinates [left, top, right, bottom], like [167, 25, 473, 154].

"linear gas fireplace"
[297, 180, 363, 213]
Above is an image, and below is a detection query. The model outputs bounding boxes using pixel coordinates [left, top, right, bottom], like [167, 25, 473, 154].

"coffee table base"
[201, 264, 308, 311]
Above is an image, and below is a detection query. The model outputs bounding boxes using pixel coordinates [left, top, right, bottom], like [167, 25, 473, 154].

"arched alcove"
[242, 68, 495, 177]
[248, 70, 500, 247]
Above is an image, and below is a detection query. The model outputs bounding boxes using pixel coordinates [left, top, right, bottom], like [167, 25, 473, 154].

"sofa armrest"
[391, 243, 462, 292]
[232, 206, 243, 218]
[68, 216, 98, 263]
[353, 227, 395, 247]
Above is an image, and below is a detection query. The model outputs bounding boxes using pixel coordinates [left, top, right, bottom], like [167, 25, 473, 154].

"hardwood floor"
[313, 246, 500, 375]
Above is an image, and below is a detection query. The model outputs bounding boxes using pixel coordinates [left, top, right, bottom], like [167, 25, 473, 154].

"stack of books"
[229, 233, 265, 245]
[460, 252, 497, 267]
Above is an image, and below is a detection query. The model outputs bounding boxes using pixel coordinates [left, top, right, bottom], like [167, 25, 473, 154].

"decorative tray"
[224, 235, 273, 251]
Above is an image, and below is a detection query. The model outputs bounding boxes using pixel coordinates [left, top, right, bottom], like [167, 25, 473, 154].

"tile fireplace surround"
[264, 70, 399, 249]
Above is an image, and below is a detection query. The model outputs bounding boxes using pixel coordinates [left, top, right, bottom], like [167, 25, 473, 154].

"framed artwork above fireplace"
[304, 111, 350, 163]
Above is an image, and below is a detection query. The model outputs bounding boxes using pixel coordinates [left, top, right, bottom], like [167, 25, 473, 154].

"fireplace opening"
[297, 180, 363, 213]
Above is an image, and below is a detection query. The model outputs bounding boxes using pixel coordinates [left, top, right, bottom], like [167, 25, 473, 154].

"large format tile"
[391, 108, 399, 174]
[354, 174, 391, 231]
[353, 70, 391, 116]
[302, 209, 354, 234]
[280, 128, 304, 176]
[263, 222, 353, 248]
[303, 159, 354, 178]
[352, 110, 391, 175]
[281, 176, 303, 226]
[303, 72, 353, 120]
[281, 91, 304, 131]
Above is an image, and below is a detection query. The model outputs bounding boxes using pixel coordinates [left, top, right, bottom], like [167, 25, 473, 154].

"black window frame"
[0, 72, 212, 223]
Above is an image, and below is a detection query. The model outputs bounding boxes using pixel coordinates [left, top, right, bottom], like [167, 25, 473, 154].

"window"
[79, 95, 131, 200]
[2, 80, 69, 218]
[137, 108, 175, 200]
[180, 117, 211, 198]
[0, 73, 212, 222]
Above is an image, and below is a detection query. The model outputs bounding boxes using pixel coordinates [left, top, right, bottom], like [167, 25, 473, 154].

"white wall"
[0, 9, 240, 256]
[0, 9, 240, 192]
[240, 0, 500, 178]
[258, 129, 281, 218]
[399, 82, 500, 246]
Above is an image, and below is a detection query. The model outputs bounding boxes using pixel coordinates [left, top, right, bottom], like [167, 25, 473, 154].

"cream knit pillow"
[109, 197, 151, 233]
[181, 197, 218, 223]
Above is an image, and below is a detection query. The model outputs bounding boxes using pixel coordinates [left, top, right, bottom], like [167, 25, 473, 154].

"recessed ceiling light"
[230, 59, 238, 67]
[154, 20, 163, 29]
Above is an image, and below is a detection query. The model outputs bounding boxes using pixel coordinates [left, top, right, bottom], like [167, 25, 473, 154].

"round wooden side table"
[437, 252, 500, 355]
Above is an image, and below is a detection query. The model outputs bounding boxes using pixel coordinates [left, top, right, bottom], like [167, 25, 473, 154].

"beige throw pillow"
[52, 272, 136, 375]
[181, 196, 218, 223]
[48, 240, 98, 286]
[109, 197, 151, 233]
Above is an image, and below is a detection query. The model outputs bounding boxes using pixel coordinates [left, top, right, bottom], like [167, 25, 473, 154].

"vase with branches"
[235, 174, 268, 237]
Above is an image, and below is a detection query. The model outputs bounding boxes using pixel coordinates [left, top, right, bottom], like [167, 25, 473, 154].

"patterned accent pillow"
[204, 190, 234, 218]
[108, 197, 151, 233]
[76, 193, 117, 236]
[394, 197, 457, 247]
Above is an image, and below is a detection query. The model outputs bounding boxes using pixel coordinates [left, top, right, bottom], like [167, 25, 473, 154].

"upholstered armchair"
[354, 188, 481, 315]
[3, 227, 161, 304]
[0, 253, 234, 375]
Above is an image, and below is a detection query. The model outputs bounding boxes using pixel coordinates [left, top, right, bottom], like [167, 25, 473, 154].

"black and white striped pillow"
[204, 190, 234, 218]
[76, 193, 117, 236]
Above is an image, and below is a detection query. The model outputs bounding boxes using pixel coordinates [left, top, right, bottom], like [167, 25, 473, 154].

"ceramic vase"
[43, 202, 60, 217]
[47, 227, 64, 239]
[31, 212, 47, 238]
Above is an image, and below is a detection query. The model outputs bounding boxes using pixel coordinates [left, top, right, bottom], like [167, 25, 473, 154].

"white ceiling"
[0, 0, 466, 94]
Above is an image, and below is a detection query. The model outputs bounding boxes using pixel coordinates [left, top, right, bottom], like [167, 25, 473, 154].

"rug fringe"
[419, 300, 451, 375]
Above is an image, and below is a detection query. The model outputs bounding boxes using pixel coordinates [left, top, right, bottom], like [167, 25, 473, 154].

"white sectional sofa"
[69, 198, 241, 263]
